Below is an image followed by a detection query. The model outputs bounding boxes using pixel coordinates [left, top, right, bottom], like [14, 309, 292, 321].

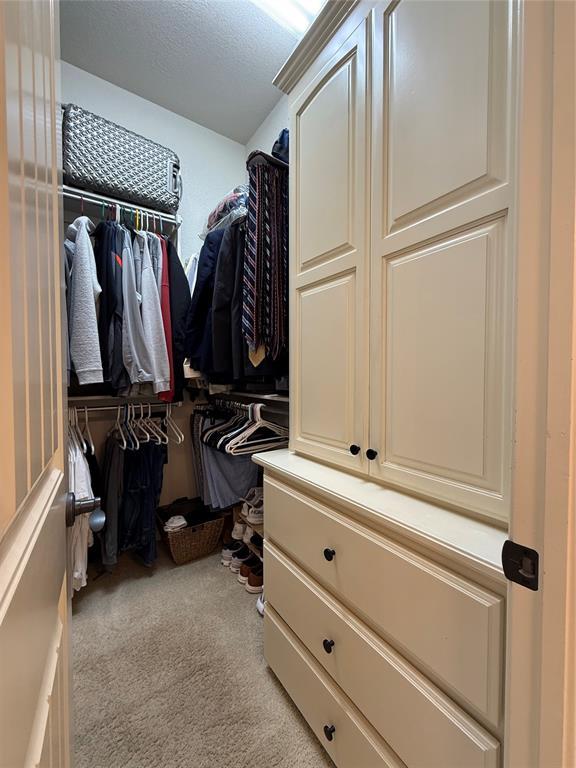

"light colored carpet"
[72, 549, 335, 768]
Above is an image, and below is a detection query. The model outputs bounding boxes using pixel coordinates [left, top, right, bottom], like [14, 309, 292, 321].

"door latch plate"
[501, 539, 539, 591]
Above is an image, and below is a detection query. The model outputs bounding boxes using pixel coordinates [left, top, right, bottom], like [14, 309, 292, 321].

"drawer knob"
[323, 638, 335, 654]
[323, 548, 336, 562]
[366, 448, 378, 460]
[323, 724, 336, 742]
[349, 444, 360, 455]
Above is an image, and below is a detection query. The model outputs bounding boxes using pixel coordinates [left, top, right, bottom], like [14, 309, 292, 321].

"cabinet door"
[369, 0, 516, 521]
[290, 20, 370, 474]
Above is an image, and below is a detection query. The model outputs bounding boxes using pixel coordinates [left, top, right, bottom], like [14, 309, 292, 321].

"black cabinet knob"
[323, 638, 335, 654]
[349, 444, 360, 455]
[366, 448, 378, 460]
[323, 725, 336, 742]
[323, 548, 336, 562]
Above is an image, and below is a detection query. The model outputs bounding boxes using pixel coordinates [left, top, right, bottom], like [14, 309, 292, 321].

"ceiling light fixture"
[249, 0, 324, 36]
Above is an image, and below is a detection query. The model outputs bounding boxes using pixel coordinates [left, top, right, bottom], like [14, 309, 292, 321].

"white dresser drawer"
[265, 606, 406, 768]
[264, 477, 503, 724]
[266, 542, 500, 768]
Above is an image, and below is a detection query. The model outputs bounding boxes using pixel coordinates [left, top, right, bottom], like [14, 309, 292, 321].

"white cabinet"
[290, 0, 516, 523]
[290, 21, 370, 475]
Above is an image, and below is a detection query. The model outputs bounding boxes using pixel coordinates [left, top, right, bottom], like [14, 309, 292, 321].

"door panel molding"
[370, 0, 516, 522]
[295, 46, 359, 274]
[381, 0, 511, 236]
[290, 19, 370, 475]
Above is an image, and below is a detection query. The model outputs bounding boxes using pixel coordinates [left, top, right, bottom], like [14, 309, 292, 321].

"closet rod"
[68, 402, 183, 413]
[61, 184, 182, 227]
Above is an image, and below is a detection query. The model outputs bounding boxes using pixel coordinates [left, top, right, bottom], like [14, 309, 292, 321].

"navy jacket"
[185, 228, 225, 374]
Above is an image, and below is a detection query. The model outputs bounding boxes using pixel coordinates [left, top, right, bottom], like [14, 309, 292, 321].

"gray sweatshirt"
[121, 228, 154, 386]
[147, 232, 163, 292]
[132, 232, 170, 394]
[65, 216, 103, 384]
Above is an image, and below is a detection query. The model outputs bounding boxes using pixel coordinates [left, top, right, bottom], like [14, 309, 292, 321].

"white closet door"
[0, 0, 71, 765]
[368, 0, 516, 521]
[290, 19, 370, 474]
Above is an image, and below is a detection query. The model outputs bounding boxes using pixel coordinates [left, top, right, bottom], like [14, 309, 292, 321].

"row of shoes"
[240, 487, 264, 525]
[221, 540, 264, 593]
[230, 520, 263, 548]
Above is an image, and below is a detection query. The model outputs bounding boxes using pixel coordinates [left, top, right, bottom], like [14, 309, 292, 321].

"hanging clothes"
[166, 238, 192, 402]
[100, 435, 125, 567]
[185, 227, 226, 374]
[190, 407, 258, 510]
[120, 227, 155, 388]
[68, 432, 94, 591]
[185, 253, 199, 294]
[118, 441, 167, 566]
[158, 236, 175, 402]
[132, 232, 171, 394]
[97, 410, 172, 568]
[212, 215, 246, 378]
[64, 215, 103, 384]
[93, 221, 130, 390]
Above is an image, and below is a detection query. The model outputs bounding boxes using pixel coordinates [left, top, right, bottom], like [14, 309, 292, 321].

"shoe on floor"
[246, 563, 264, 594]
[221, 540, 244, 566]
[250, 532, 263, 554]
[231, 521, 246, 540]
[241, 487, 263, 517]
[256, 592, 265, 617]
[242, 525, 254, 545]
[245, 497, 264, 525]
[237, 555, 261, 584]
[230, 545, 253, 573]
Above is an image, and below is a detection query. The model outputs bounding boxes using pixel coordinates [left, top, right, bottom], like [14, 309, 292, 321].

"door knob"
[349, 444, 360, 455]
[323, 548, 336, 562]
[366, 448, 378, 460]
[323, 638, 335, 654]
[323, 725, 336, 742]
[66, 492, 104, 532]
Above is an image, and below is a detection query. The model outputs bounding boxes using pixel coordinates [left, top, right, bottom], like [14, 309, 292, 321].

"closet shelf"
[245, 540, 263, 562]
[239, 511, 263, 537]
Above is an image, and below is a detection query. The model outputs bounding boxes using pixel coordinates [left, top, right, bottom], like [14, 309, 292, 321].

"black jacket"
[93, 221, 129, 390]
[185, 227, 225, 374]
[166, 239, 191, 402]
[212, 217, 245, 377]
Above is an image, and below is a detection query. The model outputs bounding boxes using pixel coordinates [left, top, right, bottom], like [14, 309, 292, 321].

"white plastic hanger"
[225, 403, 288, 454]
[163, 404, 185, 445]
[72, 407, 87, 453]
[109, 406, 128, 451]
[143, 403, 166, 445]
[82, 407, 95, 454]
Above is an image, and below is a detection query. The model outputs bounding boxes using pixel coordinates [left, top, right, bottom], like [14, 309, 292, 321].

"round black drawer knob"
[366, 448, 378, 460]
[349, 444, 360, 455]
[323, 638, 335, 654]
[323, 548, 336, 562]
[323, 725, 336, 742]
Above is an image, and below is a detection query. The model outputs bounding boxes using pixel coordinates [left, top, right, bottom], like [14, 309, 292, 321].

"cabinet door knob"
[349, 444, 360, 455]
[323, 548, 336, 562]
[323, 638, 335, 654]
[323, 725, 336, 742]
[366, 448, 378, 460]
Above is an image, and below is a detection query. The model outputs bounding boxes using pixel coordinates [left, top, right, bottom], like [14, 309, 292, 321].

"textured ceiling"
[60, 0, 298, 144]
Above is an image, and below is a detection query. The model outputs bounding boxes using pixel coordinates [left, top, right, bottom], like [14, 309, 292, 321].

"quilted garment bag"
[62, 103, 182, 214]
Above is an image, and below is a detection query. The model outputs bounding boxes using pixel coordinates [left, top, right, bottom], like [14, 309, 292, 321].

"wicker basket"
[159, 516, 224, 565]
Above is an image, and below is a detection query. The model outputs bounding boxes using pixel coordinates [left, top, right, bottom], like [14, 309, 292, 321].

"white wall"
[245, 95, 289, 159]
[61, 63, 247, 260]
